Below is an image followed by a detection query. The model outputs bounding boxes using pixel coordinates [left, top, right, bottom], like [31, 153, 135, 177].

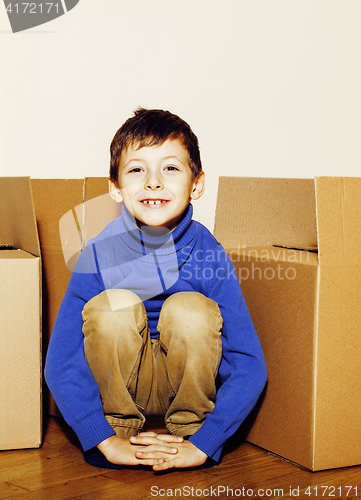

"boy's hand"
[143, 440, 208, 471]
[97, 432, 183, 467]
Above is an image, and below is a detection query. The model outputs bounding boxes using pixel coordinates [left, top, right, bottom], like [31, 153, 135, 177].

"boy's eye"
[128, 167, 143, 173]
[165, 165, 179, 171]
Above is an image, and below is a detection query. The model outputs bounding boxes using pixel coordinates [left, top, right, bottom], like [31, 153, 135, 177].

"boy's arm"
[44, 244, 117, 451]
[186, 247, 267, 463]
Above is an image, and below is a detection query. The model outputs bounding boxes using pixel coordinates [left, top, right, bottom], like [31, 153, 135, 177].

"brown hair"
[109, 108, 202, 185]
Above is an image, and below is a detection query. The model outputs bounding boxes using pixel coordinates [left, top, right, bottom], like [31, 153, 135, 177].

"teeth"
[144, 200, 162, 205]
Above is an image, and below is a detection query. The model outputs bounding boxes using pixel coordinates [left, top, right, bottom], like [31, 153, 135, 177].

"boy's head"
[109, 108, 202, 185]
[109, 109, 205, 232]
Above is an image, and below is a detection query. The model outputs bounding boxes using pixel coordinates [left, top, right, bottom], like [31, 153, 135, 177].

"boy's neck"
[122, 203, 189, 237]
[136, 222, 172, 237]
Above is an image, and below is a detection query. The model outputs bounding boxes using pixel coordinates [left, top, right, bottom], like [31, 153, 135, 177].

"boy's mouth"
[140, 199, 169, 207]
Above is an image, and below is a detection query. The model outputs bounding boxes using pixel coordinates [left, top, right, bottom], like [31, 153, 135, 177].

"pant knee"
[87, 289, 142, 311]
[160, 293, 223, 387]
[158, 292, 223, 340]
[82, 289, 146, 339]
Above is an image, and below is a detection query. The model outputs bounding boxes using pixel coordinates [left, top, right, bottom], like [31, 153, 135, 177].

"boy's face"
[111, 139, 204, 232]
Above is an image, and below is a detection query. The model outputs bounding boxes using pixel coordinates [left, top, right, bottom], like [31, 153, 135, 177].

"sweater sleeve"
[188, 245, 267, 462]
[44, 244, 116, 451]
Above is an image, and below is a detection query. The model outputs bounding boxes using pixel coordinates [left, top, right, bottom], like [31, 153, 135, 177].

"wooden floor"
[1, 417, 361, 500]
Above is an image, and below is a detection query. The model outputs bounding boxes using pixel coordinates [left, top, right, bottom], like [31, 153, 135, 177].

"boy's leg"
[156, 292, 223, 438]
[82, 289, 157, 439]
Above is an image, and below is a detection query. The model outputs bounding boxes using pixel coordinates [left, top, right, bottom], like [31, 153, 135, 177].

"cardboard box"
[0, 177, 42, 450]
[31, 178, 121, 415]
[214, 176, 361, 471]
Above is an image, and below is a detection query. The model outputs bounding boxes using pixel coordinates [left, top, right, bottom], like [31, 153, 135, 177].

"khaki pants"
[82, 290, 223, 439]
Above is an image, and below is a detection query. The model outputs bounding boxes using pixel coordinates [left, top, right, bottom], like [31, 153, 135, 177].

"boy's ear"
[190, 171, 205, 201]
[109, 179, 123, 203]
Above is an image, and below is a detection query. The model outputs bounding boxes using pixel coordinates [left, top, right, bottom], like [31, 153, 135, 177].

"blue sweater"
[45, 204, 267, 462]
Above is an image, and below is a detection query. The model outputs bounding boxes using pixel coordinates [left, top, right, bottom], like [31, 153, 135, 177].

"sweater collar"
[119, 203, 197, 256]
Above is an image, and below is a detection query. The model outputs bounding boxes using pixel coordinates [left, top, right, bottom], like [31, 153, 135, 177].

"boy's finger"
[152, 458, 178, 471]
[130, 435, 180, 446]
[154, 434, 184, 443]
[136, 458, 165, 466]
[135, 447, 178, 459]
[130, 435, 160, 446]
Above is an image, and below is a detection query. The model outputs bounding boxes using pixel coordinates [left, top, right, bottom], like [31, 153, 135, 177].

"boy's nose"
[145, 176, 163, 190]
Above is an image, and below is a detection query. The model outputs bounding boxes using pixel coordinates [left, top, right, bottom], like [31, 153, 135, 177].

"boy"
[45, 108, 267, 471]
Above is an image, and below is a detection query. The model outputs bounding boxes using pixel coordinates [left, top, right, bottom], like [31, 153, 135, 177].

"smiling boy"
[45, 108, 267, 471]
[110, 137, 204, 232]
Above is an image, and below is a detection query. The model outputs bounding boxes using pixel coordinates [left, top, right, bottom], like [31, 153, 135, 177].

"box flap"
[214, 177, 317, 250]
[83, 177, 122, 245]
[55, 178, 121, 270]
[313, 177, 361, 469]
[0, 249, 37, 260]
[315, 177, 361, 267]
[0, 177, 40, 257]
[31, 177, 120, 417]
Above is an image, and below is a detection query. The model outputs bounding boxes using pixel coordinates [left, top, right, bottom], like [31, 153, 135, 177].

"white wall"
[1, 1, 361, 231]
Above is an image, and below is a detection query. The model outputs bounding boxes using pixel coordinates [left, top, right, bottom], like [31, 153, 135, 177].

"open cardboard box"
[213, 176, 361, 471]
[0, 177, 42, 450]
